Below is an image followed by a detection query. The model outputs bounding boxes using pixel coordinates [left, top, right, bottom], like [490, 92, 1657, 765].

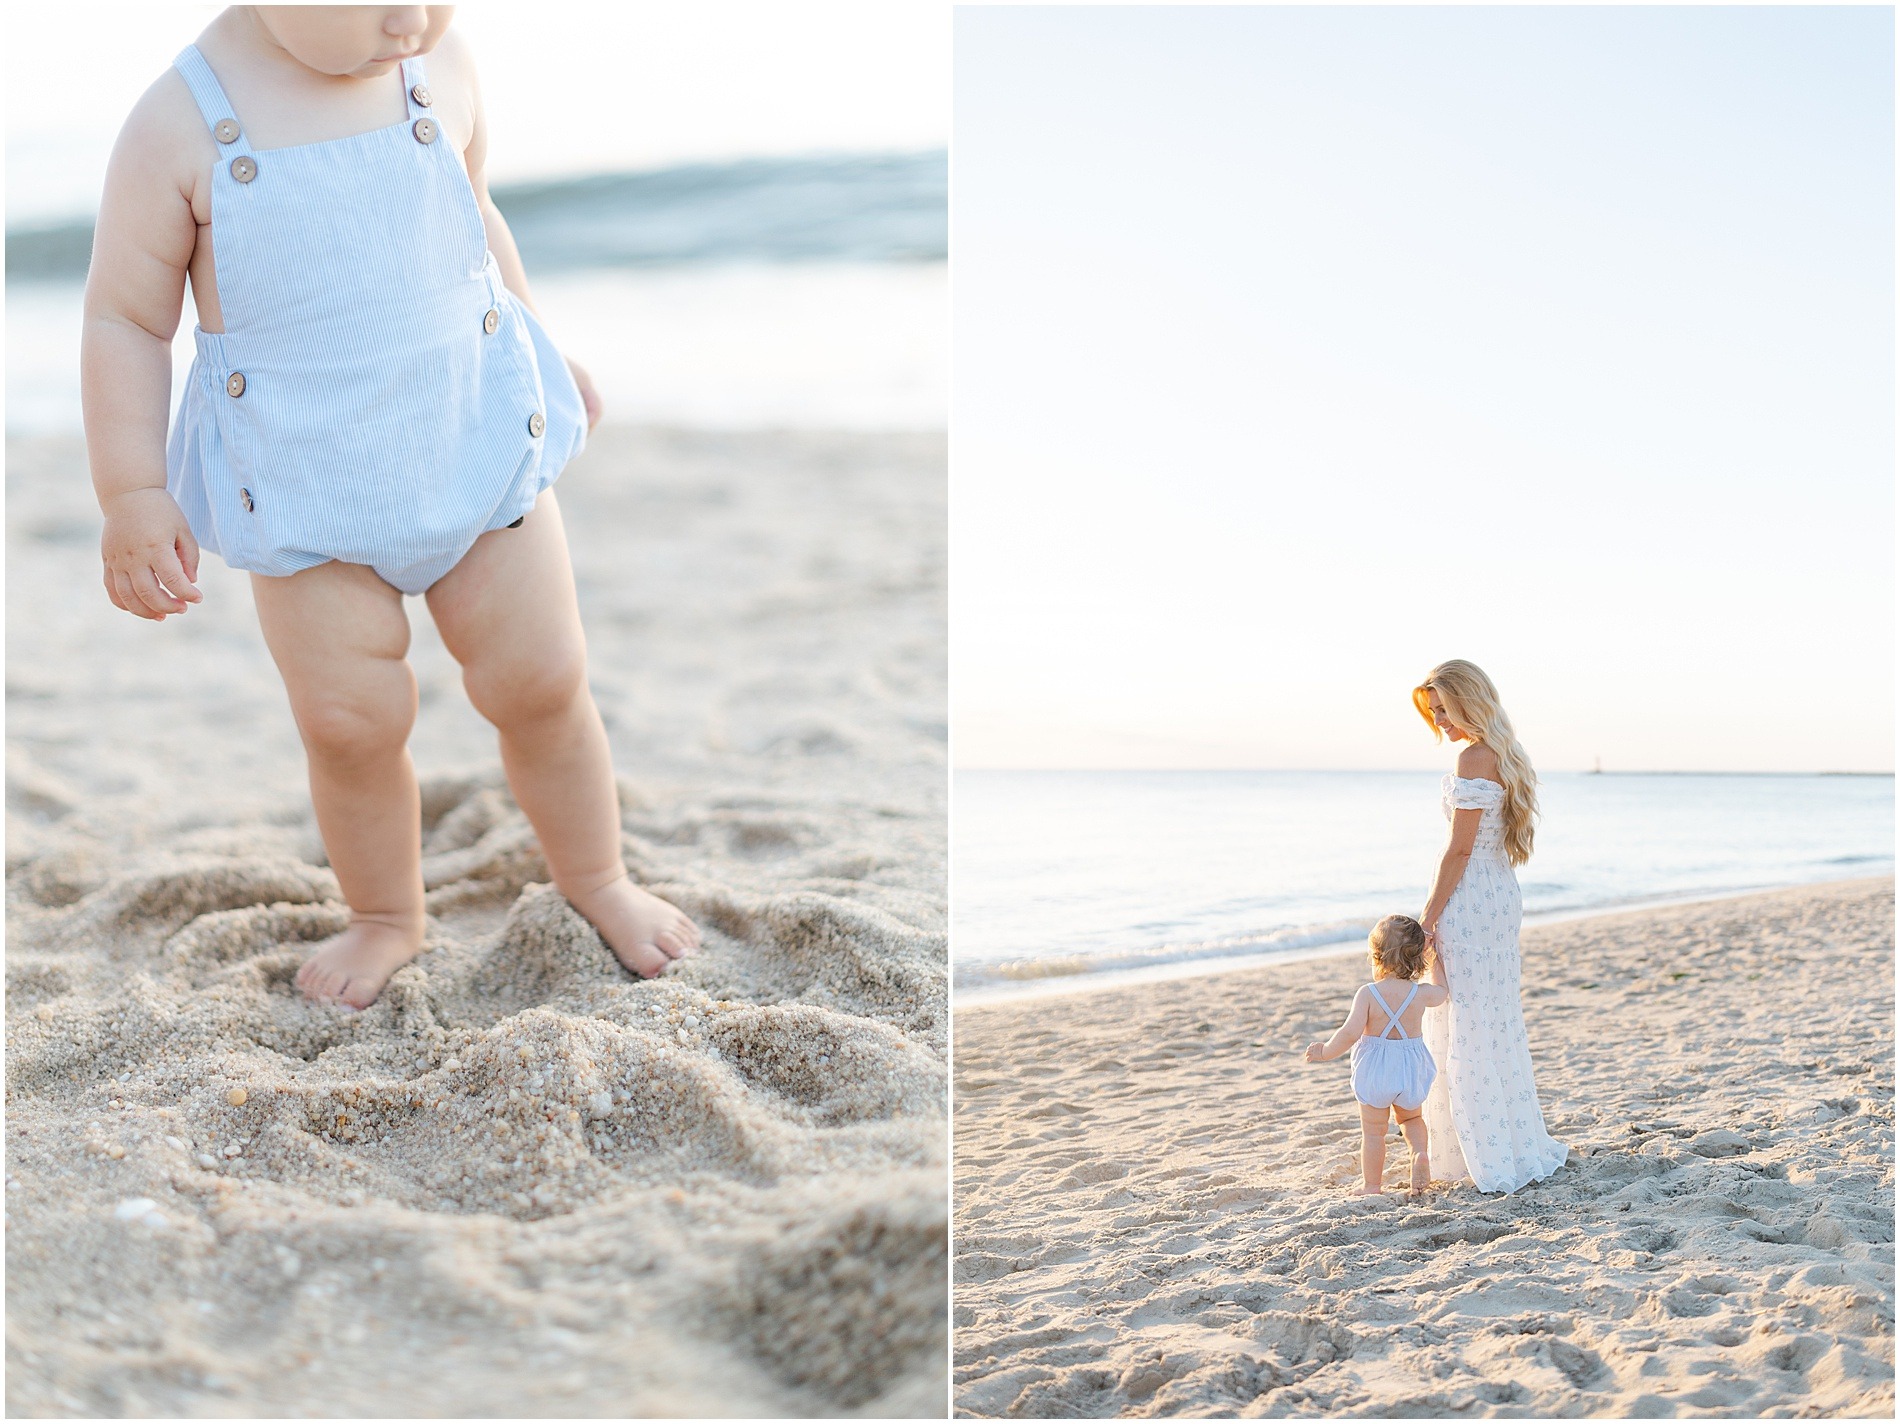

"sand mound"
[7, 427, 947, 1416]
[954, 879, 1893, 1417]
[8, 772, 946, 1415]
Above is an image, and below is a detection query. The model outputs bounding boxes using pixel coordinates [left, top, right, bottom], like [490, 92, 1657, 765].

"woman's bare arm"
[81, 73, 208, 619]
[1421, 807, 1482, 940]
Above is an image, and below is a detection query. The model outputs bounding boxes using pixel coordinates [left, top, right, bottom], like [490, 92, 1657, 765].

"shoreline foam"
[956, 870, 1895, 1007]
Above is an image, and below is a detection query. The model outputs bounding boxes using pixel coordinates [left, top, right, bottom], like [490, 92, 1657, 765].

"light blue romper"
[164, 45, 587, 596]
[1349, 981, 1437, 1112]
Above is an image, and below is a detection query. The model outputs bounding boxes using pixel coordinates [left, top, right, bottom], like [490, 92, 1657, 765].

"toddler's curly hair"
[1368, 914, 1430, 980]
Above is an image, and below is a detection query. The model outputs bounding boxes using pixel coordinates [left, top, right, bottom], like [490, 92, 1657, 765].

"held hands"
[567, 358, 603, 430]
[100, 488, 202, 620]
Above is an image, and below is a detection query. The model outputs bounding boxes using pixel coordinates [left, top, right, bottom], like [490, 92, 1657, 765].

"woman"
[1414, 660, 1567, 1193]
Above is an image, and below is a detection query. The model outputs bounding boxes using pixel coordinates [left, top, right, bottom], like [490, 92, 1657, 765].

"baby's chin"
[325, 44, 436, 80]
[347, 56, 411, 78]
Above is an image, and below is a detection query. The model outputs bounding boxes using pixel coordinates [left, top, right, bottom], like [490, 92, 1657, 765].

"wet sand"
[6, 425, 947, 1416]
[954, 879, 1893, 1418]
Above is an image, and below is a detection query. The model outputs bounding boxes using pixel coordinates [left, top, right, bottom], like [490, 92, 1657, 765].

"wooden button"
[483, 308, 500, 335]
[412, 117, 438, 145]
[214, 118, 240, 144]
[239, 487, 254, 513]
[225, 372, 246, 398]
[230, 155, 257, 183]
[411, 83, 433, 107]
[527, 412, 546, 438]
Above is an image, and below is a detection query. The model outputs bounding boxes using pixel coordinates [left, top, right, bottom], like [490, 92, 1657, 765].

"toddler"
[1303, 915, 1449, 1195]
[82, 6, 700, 1007]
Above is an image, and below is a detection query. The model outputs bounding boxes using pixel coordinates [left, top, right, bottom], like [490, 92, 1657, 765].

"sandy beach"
[6, 425, 947, 1416]
[954, 879, 1894, 1418]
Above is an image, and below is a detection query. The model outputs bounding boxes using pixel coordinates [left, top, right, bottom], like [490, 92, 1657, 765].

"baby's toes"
[655, 929, 690, 960]
[677, 916, 703, 948]
[618, 942, 670, 979]
[299, 966, 343, 1004]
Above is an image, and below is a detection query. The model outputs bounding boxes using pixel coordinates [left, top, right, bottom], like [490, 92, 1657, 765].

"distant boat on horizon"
[1589, 756, 1603, 775]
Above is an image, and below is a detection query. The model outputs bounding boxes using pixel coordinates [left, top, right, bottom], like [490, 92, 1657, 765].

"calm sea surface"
[954, 770, 1893, 1000]
[6, 153, 946, 434]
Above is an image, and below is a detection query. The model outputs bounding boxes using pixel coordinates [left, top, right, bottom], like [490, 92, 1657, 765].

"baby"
[82, 6, 700, 1007]
[1304, 914, 1449, 1195]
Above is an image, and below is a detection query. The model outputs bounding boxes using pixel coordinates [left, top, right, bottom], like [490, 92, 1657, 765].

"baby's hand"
[1303, 1041, 1325, 1063]
[101, 488, 202, 620]
[567, 358, 603, 430]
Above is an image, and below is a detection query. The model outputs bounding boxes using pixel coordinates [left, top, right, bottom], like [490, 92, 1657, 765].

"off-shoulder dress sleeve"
[1449, 777, 1504, 811]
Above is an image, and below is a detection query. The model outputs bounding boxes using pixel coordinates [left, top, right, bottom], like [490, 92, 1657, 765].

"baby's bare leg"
[251, 564, 424, 1008]
[1396, 1106, 1430, 1192]
[426, 492, 700, 978]
[1357, 1104, 1388, 1195]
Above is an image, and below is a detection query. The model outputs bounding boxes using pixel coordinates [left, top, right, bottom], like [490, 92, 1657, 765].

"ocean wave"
[954, 919, 1375, 989]
[956, 866, 1898, 998]
[5, 150, 947, 282]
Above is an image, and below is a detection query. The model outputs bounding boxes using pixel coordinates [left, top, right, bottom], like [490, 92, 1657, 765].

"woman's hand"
[100, 488, 201, 619]
[567, 358, 603, 430]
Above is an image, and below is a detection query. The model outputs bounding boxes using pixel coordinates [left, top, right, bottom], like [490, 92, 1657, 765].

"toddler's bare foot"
[567, 873, 701, 979]
[1410, 1159, 1431, 1193]
[1352, 1186, 1384, 1197]
[295, 916, 425, 1009]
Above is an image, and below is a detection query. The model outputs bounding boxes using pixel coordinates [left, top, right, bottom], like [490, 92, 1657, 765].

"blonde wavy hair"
[1368, 914, 1431, 980]
[1412, 659, 1538, 866]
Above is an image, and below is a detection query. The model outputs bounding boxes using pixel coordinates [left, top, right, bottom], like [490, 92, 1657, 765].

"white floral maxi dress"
[1420, 775, 1568, 1193]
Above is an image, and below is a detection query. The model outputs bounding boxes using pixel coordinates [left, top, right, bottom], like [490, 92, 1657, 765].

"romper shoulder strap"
[173, 46, 250, 150]
[400, 55, 433, 116]
[1383, 982, 1423, 1039]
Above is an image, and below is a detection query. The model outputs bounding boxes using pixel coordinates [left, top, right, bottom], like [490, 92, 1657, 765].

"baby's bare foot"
[1410, 1159, 1431, 1193]
[295, 916, 424, 1009]
[1352, 1186, 1384, 1197]
[567, 873, 701, 979]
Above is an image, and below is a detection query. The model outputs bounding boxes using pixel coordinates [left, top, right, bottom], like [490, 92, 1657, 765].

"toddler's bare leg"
[1396, 1107, 1430, 1192]
[427, 492, 700, 978]
[1356, 1104, 1388, 1195]
[251, 563, 424, 1008]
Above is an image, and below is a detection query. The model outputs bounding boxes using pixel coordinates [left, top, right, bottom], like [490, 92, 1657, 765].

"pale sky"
[952, 5, 1893, 773]
[6, 1, 949, 224]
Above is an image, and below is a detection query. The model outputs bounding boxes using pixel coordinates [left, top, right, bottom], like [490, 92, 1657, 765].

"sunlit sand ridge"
[6, 426, 948, 1416]
[954, 879, 1893, 1418]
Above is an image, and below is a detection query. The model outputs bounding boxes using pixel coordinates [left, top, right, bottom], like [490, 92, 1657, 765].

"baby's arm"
[1418, 980, 1450, 1007]
[439, 33, 602, 429]
[1304, 989, 1367, 1063]
[81, 74, 206, 619]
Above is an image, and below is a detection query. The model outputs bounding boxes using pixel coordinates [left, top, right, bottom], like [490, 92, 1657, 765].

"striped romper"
[1349, 981, 1438, 1112]
[164, 45, 587, 596]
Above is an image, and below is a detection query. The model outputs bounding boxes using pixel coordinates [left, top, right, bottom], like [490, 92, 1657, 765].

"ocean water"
[954, 769, 1894, 1000]
[6, 152, 946, 433]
